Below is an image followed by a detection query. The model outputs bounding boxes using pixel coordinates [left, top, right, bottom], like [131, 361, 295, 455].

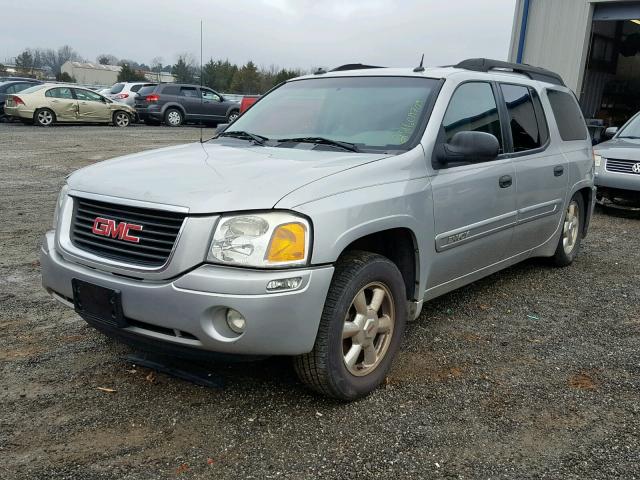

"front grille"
[70, 197, 186, 267]
[605, 158, 640, 175]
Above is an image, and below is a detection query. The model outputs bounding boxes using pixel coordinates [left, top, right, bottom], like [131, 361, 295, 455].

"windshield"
[618, 113, 640, 138]
[225, 76, 439, 151]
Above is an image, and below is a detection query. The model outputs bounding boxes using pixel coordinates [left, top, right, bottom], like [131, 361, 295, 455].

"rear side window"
[500, 84, 547, 152]
[179, 87, 198, 98]
[46, 87, 74, 99]
[547, 90, 588, 141]
[161, 85, 179, 95]
[442, 82, 503, 151]
[110, 83, 125, 94]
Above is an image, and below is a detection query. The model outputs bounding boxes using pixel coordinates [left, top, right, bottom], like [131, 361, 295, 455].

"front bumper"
[595, 166, 640, 193]
[41, 231, 334, 356]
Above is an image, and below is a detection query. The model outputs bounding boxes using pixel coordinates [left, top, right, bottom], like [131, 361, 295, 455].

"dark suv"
[135, 83, 240, 127]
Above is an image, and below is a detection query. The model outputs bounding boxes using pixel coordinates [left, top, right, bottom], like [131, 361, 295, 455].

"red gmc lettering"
[91, 217, 143, 243]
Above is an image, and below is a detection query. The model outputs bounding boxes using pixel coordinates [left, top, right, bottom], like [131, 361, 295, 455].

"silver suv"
[41, 58, 595, 400]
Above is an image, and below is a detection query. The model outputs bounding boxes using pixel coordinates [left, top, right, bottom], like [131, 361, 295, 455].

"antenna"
[413, 53, 425, 72]
[200, 19, 204, 144]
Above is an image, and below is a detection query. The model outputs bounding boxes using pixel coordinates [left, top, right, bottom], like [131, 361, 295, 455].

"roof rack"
[330, 63, 384, 72]
[454, 58, 565, 86]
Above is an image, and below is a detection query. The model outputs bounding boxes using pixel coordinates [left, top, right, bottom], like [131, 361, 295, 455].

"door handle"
[554, 165, 565, 177]
[498, 175, 513, 188]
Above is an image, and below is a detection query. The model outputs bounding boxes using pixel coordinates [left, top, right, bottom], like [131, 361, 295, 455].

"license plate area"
[72, 279, 126, 328]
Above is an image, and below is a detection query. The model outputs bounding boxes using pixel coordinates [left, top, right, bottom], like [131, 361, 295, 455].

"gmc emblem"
[92, 217, 143, 243]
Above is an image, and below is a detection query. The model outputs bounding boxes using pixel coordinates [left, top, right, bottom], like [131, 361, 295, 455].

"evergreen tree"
[117, 63, 146, 82]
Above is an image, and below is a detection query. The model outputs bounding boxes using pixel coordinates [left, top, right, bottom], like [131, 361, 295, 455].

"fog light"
[226, 308, 246, 334]
[266, 277, 302, 292]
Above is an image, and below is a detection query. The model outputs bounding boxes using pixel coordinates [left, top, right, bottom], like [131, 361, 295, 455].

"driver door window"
[442, 82, 503, 154]
[202, 89, 221, 102]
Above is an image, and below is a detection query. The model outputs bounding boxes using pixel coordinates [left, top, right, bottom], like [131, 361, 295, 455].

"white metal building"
[61, 61, 121, 85]
[509, 0, 640, 128]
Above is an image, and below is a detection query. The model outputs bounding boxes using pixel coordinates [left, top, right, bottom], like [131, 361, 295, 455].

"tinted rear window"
[17, 84, 45, 95]
[110, 83, 125, 94]
[547, 90, 587, 141]
[131, 83, 155, 93]
[137, 85, 157, 96]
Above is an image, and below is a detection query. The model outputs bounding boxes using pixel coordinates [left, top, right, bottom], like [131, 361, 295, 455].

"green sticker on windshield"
[395, 99, 424, 144]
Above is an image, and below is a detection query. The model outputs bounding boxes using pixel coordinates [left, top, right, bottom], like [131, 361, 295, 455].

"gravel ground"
[1, 124, 639, 480]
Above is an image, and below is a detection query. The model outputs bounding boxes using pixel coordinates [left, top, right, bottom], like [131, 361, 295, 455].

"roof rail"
[454, 58, 565, 86]
[330, 63, 384, 72]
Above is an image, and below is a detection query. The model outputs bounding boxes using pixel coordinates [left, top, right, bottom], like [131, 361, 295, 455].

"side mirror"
[217, 123, 229, 133]
[604, 126, 618, 139]
[437, 131, 500, 165]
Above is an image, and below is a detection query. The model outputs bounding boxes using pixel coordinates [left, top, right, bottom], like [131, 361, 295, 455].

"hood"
[68, 142, 390, 213]
[595, 137, 640, 161]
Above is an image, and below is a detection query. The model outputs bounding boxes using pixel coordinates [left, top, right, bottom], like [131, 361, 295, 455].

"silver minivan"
[41, 59, 595, 400]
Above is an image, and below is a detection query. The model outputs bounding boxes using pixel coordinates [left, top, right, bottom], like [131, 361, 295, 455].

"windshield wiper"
[218, 130, 269, 145]
[618, 135, 640, 139]
[275, 136, 359, 152]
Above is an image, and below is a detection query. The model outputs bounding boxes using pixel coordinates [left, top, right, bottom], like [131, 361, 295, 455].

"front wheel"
[227, 110, 239, 123]
[294, 251, 407, 400]
[552, 193, 584, 266]
[113, 111, 131, 127]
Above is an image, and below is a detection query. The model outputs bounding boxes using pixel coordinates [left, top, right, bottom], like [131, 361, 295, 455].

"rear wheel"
[552, 193, 584, 266]
[113, 111, 131, 127]
[164, 108, 183, 127]
[34, 108, 55, 127]
[294, 251, 407, 400]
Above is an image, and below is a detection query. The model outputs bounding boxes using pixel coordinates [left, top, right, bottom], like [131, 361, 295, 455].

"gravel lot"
[1, 123, 639, 480]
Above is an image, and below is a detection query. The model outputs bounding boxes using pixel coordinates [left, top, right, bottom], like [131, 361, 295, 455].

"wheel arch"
[161, 102, 187, 117]
[336, 226, 420, 302]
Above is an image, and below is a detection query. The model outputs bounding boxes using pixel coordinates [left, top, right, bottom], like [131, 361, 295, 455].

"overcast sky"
[2, 0, 516, 70]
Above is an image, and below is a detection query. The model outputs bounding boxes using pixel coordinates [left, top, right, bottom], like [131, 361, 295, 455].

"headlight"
[594, 153, 603, 167]
[52, 184, 69, 229]
[208, 212, 311, 268]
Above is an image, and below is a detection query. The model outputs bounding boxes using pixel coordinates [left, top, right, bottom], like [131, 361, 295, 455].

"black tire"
[164, 108, 183, 127]
[112, 110, 131, 127]
[294, 250, 407, 401]
[552, 193, 584, 267]
[227, 110, 239, 123]
[34, 108, 55, 127]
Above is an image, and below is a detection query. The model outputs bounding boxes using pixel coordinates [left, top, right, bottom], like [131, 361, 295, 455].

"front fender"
[293, 177, 434, 298]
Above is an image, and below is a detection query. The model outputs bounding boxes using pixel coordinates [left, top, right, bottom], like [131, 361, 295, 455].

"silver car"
[106, 82, 157, 107]
[594, 113, 640, 206]
[40, 59, 595, 400]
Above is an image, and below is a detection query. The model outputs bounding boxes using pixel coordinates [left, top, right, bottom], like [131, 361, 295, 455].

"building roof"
[67, 62, 122, 72]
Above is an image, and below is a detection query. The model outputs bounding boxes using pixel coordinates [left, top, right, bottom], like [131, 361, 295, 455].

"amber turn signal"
[266, 222, 307, 263]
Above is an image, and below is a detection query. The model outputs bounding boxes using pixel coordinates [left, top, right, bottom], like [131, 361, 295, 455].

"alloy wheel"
[342, 282, 395, 376]
[167, 110, 182, 126]
[114, 112, 130, 127]
[562, 200, 580, 254]
[38, 110, 53, 126]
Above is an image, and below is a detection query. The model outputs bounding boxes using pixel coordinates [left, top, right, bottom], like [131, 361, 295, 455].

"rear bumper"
[41, 231, 334, 356]
[135, 106, 163, 121]
[3, 105, 32, 119]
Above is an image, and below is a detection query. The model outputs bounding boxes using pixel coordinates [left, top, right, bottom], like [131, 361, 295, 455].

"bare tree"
[97, 53, 119, 65]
